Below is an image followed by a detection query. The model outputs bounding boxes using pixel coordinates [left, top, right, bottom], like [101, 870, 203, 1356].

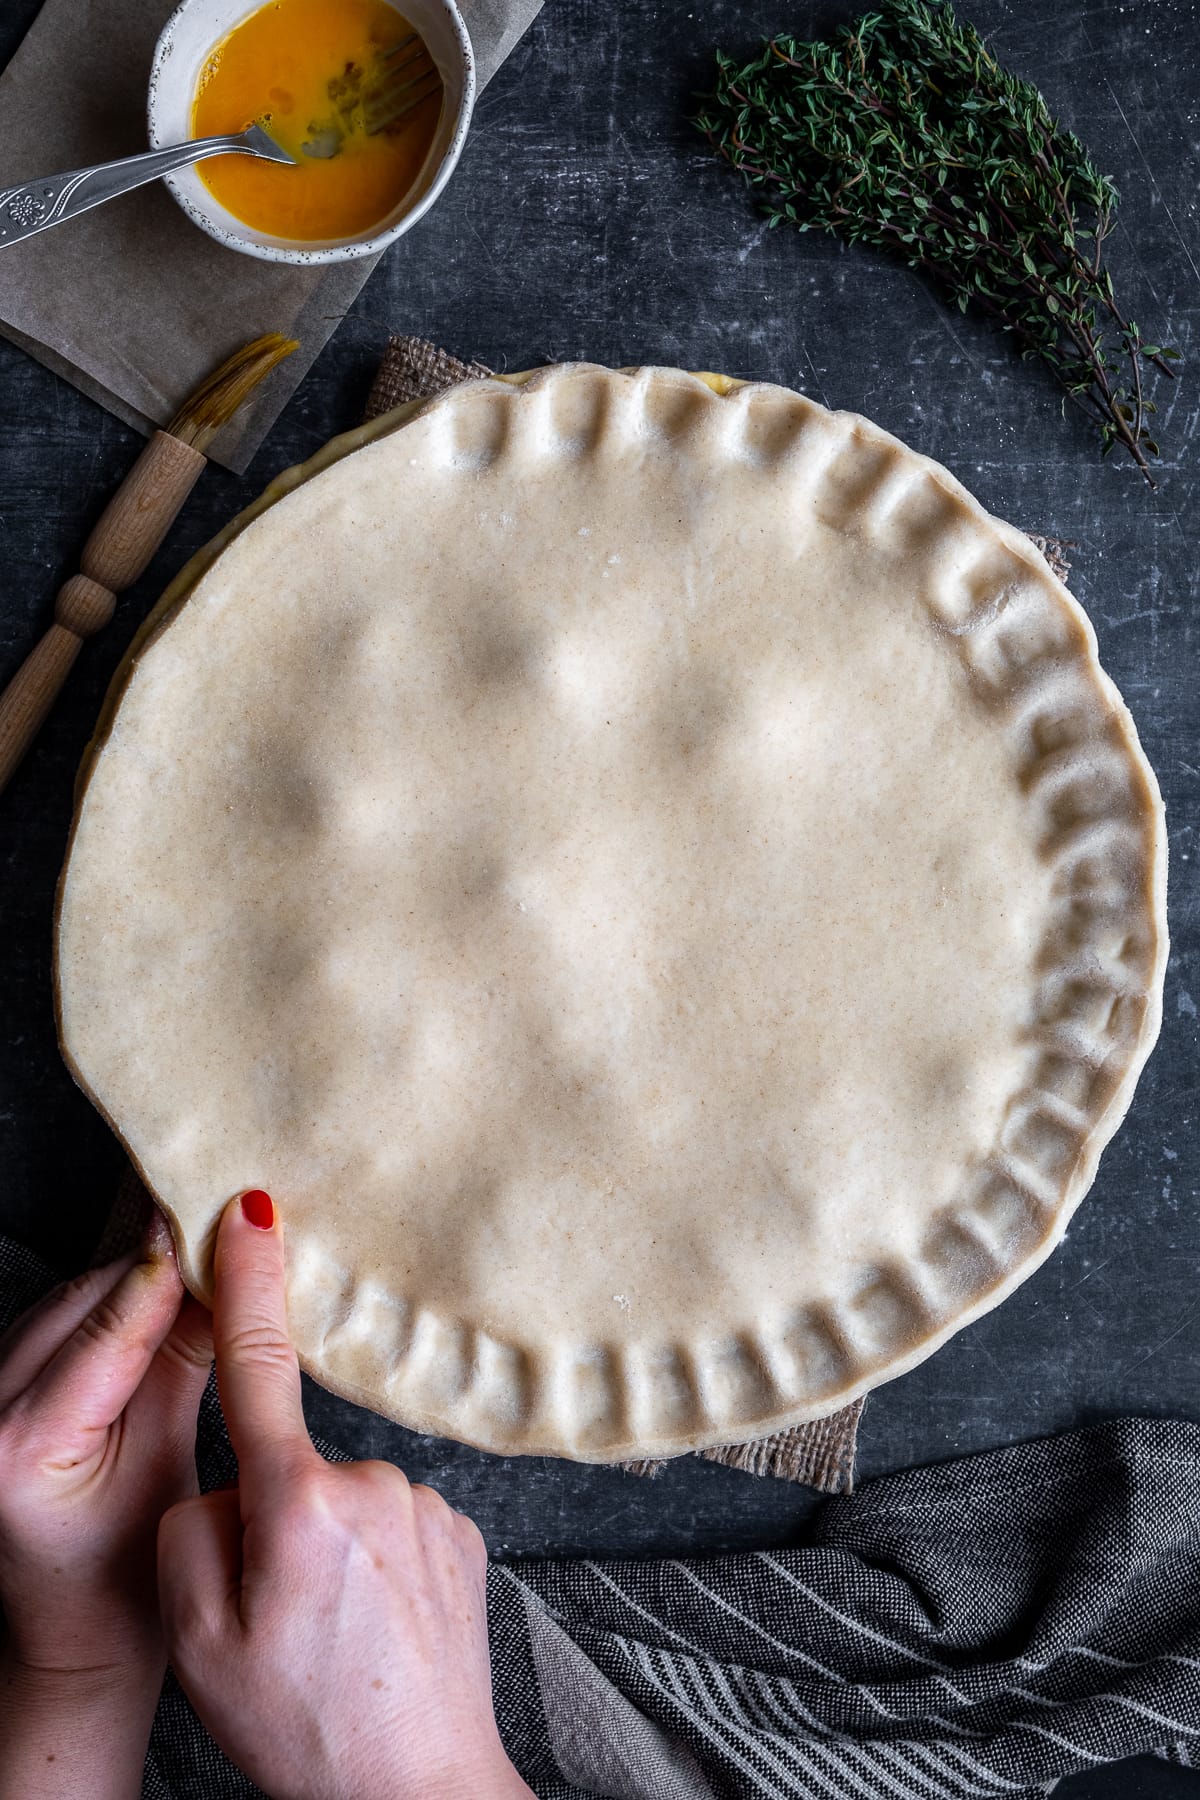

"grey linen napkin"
[0, 0, 543, 473]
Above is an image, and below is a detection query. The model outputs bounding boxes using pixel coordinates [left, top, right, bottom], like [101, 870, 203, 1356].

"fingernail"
[143, 1206, 177, 1263]
[240, 1189, 274, 1231]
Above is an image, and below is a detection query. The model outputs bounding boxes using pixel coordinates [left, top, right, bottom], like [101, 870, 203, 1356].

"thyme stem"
[692, 0, 1177, 484]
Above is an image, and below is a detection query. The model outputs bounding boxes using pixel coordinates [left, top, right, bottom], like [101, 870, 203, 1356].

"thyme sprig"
[693, 0, 1177, 484]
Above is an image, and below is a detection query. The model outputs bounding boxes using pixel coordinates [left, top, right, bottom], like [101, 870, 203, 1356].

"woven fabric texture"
[491, 1419, 1200, 1797]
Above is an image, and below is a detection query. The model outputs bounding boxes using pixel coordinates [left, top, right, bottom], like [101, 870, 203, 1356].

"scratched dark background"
[1, 0, 1197, 1793]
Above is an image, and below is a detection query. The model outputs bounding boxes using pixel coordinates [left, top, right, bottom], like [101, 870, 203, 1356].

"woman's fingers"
[157, 1293, 216, 1380]
[212, 1193, 315, 1498]
[0, 1252, 139, 1411]
[158, 1487, 244, 1654]
[3, 1226, 186, 1436]
[125, 1293, 215, 1463]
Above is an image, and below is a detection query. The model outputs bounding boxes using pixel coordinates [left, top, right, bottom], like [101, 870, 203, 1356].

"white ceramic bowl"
[148, 0, 475, 264]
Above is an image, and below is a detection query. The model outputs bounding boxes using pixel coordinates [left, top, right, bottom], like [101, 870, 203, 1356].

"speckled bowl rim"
[147, 0, 476, 265]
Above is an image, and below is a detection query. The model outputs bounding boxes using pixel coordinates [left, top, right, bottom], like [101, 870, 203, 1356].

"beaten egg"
[192, 0, 443, 242]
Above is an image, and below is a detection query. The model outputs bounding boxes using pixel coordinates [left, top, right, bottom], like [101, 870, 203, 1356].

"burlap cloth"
[94, 338, 1078, 1494]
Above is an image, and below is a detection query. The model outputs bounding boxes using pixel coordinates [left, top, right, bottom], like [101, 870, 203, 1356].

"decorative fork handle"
[0, 135, 261, 249]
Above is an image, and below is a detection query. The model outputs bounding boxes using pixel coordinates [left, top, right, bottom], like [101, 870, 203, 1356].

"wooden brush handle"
[0, 432, 205, 796]
[80, 431, 207, 591]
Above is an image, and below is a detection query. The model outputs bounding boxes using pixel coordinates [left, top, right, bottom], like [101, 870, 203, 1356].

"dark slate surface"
[1, 1, 1197, 1791]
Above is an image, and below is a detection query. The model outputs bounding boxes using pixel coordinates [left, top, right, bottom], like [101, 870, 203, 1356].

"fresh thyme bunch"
[693, 0, 1177, 483]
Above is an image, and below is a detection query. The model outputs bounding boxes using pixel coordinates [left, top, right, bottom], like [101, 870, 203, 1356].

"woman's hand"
[158, 1192, 533, 1800]
[0, 1210, 214, 1797]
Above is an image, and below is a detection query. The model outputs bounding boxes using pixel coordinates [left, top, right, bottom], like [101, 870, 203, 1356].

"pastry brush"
[0, 332, 298, 796]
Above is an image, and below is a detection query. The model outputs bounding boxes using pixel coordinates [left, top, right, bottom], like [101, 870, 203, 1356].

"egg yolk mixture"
[192, 0, 442, 241]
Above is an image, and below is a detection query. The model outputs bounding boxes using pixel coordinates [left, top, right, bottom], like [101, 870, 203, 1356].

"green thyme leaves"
[693, 0, 1176, 484]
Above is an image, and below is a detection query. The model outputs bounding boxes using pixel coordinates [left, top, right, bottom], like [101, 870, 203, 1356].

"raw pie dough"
[56, 366, 1167, 1459]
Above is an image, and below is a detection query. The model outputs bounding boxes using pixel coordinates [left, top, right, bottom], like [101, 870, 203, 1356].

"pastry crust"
[55, 366, 1167, 1459]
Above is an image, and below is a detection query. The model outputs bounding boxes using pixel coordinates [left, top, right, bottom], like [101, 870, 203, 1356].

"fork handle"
[0, 136, 260, 250]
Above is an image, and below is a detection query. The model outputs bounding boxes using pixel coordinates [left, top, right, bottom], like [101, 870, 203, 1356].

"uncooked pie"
[55, 366, 1167, 1458]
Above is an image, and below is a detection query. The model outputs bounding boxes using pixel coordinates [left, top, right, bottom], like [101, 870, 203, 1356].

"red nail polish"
[241, 1189, 274, 1230]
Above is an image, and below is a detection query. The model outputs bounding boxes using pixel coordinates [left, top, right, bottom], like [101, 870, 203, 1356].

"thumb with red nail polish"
[240, 1189, 274, 1231]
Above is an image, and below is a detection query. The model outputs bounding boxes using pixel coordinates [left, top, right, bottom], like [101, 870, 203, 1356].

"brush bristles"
[168, 333, 300, 452]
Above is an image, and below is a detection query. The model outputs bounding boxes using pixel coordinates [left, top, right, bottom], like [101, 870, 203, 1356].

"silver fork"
[369, 35, 443, 132]
[0, 123, 294, 251]
[303, 36, 442, 159]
